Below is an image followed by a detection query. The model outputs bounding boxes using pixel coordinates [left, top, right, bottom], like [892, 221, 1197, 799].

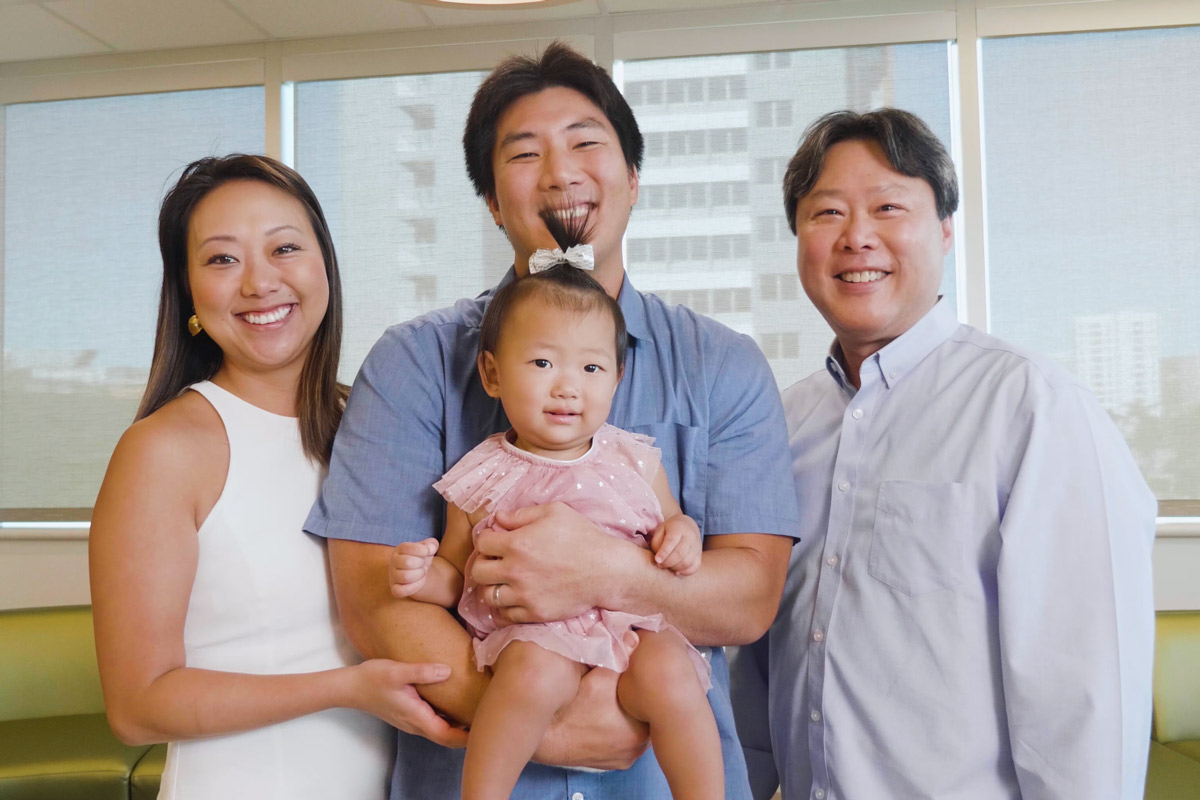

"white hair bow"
[527, 244, 595, 274]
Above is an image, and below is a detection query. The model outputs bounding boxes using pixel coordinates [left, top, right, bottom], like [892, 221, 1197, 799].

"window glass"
[2, 87, 264, 511]
[622, 44, 954, 389]
[294, 71, 501, 380]
[982, 26, 1200, 499]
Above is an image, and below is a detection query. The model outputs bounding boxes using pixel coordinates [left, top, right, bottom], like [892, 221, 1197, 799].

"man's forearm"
[606, 533, 792, 647]
[476, 506, 793, 646]
[330, 538, 651, 765]
[330, 539, 488, 726]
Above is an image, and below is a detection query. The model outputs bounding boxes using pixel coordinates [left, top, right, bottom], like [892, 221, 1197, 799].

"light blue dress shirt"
[732, 299, 1156, 800]
[307, 268, 800, 800]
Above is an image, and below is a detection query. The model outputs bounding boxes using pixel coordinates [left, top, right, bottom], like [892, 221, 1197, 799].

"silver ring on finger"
[493, 583, 503, 609]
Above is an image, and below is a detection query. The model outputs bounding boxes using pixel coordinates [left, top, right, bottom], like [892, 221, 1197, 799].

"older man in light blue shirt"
[732, 108, 1156, 800]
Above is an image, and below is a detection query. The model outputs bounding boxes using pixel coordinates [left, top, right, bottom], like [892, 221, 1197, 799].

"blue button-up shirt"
[307, 269, 800, 800]
[732, 299, 1156, 800]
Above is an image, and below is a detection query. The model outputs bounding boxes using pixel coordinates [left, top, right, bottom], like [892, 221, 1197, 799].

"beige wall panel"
[1153, 537, 1200, 612]
[0, 539, 90, 610]
[1, 533, 1196, 611]
[417, 1, 601, 27]
[43, 0, 266, 51]
[230, 0, 431, 40]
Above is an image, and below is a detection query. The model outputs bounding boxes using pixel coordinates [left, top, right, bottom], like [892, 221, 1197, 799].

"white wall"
[0, 537, 90, 610]
[1, 531, 1195, 612]
[1151, 535, 1200, 611]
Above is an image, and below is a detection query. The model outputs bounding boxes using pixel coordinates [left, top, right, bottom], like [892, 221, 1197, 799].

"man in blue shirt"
[306, 42, 800, 799]
[732, 108, 1156, 800]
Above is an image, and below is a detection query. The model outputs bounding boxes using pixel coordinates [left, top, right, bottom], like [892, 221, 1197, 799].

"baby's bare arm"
[388, 504, 474, 607]
[647, 467, 703, 576]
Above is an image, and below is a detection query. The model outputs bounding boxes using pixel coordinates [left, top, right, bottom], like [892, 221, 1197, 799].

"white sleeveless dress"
[158, 381, 393, 800]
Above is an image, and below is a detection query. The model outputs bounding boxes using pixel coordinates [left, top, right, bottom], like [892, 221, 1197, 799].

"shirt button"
[572, 794, 584, 800]
[837, 480, 850, 492]
[810, 709, 821, 722]
[851, 408, 864, 419]
[826, 554, 839, 567]
[812, 628, 825, 642]
[814, 790, 826, 800]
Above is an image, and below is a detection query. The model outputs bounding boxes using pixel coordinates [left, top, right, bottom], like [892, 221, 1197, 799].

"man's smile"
[836, 270, 888, 284]
[553, 203, 592, 220]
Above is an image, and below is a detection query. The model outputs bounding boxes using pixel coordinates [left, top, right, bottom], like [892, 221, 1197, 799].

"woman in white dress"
[89, 154, 467, 799]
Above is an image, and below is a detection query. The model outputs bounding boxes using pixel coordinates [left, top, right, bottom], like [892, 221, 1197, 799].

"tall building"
[623, 54, 758, 340]
[620, 46, 949, 390]
[295, 71, 509, 378]
[1073, 311, 1162, 415]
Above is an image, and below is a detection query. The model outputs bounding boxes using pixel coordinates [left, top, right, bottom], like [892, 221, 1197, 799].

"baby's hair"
[479, 205, 628, 372]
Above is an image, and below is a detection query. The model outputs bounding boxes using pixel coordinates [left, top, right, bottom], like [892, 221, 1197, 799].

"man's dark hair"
[463, 41, 644, 202]
[783, 108, 959, 233]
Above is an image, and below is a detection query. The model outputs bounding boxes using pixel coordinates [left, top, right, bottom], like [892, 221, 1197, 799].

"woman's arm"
[89, 398, 463, 748]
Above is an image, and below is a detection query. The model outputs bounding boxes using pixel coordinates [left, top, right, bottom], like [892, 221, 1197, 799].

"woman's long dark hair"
[137, 154, 346, 466]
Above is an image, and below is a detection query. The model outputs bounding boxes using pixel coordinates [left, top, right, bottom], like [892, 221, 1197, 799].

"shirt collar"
[825, 297, 960, 391]
[485, 267, 519, 304]
[616, 272, 650, 342]
[824, 342, 852, 391]
[477, 267, 518, 319]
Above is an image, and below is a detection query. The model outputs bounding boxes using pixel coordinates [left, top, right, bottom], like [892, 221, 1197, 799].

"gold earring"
[187, 314, 203, 336]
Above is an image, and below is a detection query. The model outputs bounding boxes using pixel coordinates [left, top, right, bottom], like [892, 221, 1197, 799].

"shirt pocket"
[868, 480, 968, 596]
[626, 421, 708, 529]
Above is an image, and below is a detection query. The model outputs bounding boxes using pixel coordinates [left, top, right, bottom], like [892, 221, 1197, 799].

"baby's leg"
[463, 640, 587, 800]
[617, 629, 724, 800]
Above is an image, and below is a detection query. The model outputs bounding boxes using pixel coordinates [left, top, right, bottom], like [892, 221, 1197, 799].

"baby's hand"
[389, 538, 440, 598]
[649, 515, 702, 576]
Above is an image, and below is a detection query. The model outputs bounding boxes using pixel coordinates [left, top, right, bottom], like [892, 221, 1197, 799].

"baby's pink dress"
[434, 423, 711, 690]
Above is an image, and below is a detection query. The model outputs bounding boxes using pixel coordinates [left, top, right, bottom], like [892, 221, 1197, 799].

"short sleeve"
[432, 435, 524, 515]
[304, 322, 448, 546]
[704, 333, 801, 540]
[602, 425, 663, 487]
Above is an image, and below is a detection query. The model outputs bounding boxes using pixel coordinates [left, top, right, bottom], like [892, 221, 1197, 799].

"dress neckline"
[193, 380, 299, 422]
[499, 427, 600, 467]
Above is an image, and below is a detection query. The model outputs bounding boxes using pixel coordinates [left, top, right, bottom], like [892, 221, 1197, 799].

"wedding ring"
[493, 584, 502, 608]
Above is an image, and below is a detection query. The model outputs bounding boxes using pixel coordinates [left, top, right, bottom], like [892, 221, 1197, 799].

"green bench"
[0, 606, 164, 800]
[3, 605, 1198, 798]
[1147, 610, 1200, 799]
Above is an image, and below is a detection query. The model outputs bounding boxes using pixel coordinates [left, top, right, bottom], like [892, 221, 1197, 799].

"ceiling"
[0, 0, 815, 64]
